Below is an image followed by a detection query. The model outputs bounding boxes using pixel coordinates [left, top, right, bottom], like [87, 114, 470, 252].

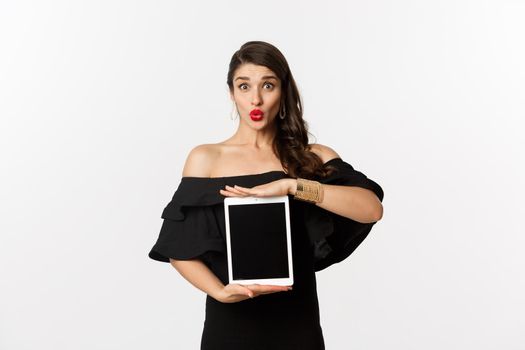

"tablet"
[224, 195, 294, 286]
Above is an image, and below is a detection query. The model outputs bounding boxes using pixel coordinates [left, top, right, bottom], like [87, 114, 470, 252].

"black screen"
[228, 202, 289, 280]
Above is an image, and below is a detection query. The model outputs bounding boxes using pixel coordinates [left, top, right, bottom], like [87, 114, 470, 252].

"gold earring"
[279, 103, 286, 119]
[230, 102, 239, 120]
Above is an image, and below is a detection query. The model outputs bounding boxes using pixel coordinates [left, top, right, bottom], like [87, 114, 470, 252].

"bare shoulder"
[308, 143, 341, 163]
[181, 144, 220, 177]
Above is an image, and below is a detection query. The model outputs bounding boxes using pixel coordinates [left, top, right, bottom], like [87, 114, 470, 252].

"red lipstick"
[250, 109, 264, 121]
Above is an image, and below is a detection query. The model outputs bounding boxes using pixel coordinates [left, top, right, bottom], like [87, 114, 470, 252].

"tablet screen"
[228, 202, 290, 280]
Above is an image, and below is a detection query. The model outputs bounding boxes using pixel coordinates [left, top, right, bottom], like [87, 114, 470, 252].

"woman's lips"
[250, 109, 264, 121]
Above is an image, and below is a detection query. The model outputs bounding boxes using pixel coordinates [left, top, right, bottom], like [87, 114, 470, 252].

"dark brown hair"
[226, 41, 336, 179]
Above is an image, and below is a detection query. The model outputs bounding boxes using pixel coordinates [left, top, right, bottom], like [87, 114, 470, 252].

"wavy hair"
[226, 41, 336, 179]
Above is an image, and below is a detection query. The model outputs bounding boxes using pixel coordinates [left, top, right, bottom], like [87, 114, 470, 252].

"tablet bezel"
[223, 195, 294, 286]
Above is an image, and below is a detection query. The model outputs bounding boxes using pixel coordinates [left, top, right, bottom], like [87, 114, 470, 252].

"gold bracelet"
[294, 178, 323, 203]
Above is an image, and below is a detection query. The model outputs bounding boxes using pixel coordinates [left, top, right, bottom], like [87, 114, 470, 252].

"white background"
[1, 1, 524, 349]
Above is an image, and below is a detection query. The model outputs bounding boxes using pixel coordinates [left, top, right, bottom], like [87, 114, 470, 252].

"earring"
[279, 103, 286, 119]
[230, 102, 239, 120]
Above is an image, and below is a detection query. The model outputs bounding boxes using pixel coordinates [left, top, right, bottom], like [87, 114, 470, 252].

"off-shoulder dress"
[148, 157, 384, 350]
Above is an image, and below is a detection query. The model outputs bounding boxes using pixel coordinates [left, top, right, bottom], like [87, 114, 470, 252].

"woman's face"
[230, 63, 282, 128]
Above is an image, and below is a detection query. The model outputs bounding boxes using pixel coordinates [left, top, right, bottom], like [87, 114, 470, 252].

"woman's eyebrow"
[234, 75, 278, 81]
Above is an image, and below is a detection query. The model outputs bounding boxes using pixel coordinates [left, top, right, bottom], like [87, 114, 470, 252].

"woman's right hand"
[215, 283, 293, 303]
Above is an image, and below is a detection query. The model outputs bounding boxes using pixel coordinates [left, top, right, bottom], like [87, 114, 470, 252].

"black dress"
[148, 157, 384, 350]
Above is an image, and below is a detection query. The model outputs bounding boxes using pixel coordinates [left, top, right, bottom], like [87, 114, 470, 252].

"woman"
[149, 41, 384, 350]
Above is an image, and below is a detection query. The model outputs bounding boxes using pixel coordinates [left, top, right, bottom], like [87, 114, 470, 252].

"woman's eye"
[264, 83, 274, 89]
[238, 84, 247, 90]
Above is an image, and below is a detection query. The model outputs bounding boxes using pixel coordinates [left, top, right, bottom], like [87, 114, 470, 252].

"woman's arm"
[170, 258, 291, 303]
[292, 143, 383, 224]
[289, 181, 382, 223]
[170, 258, 226, 300]
[224, 173, 383, 224]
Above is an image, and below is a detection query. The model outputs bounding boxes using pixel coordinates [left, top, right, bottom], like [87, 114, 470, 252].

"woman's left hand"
[220, 179, 295, 198]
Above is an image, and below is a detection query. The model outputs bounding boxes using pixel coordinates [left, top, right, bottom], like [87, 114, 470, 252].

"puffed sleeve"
[148, 178, 226, 263]
[304, 157, 385, 272]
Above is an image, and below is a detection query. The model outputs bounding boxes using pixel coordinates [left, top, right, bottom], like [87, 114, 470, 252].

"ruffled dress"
[148, 157, 384, 350]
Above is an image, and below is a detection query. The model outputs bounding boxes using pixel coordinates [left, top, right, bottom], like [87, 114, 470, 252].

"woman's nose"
[251, 90, 262, 105]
